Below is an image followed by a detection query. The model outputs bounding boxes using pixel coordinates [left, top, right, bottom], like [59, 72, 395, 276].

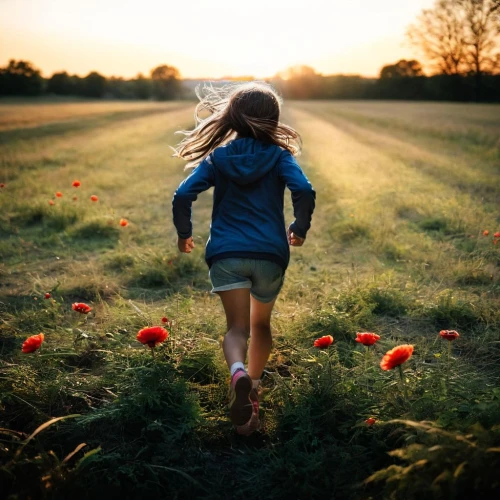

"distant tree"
[275, 65, 321, 99]
[0, 59, 43, 96]
[133, 73, 152, 100]
[408, 0, 500, 99]
[374, 60, 426, 99]
[82, 71, 106, 98]
[150, 64, 181, 100]
[380, 60, 425, 79]
[47, 71, 74, 95]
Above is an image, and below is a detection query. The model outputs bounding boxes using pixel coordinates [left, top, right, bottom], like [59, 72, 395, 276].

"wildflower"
[161, 317, 169, 324]
[440, 330, 460, 341]
[90, 195, 99, 202]
[56, 192, 63, 198]
[22, 333, 44, 353]
[44, 292, 51, 299]
[494, 232, 500, 238]
[365, 417, 376, 426]
[483, 230, 489, 236]
[72, 302, 92, 314]
[355, 332, 380, 346]
[0, 183, 5, 188]
[137, 326, 168, 348]
[73, 196, 78, 201]
[49, 200, 55, 206]
[380, 344, 414, 370]
[313, 335, 334, 348]
[72, 180, 81, 187]
[119, 218, 128, 227]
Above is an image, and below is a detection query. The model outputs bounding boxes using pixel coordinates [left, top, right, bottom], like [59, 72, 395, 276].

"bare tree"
[407, 1, 467, 75]
[460, 0, 500, 76]
[408, 0, 500, 75]
[408, 0, 500, 99]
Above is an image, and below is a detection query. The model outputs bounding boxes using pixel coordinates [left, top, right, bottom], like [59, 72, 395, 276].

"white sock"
[252, 379, 260, 390]
[230, 362, 245, 377]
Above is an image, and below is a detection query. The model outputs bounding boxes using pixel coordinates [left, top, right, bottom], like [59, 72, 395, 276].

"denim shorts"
[209, 258, 285, 303]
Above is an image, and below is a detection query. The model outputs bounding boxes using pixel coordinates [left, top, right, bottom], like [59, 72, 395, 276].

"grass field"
[1, 98, 499, 499]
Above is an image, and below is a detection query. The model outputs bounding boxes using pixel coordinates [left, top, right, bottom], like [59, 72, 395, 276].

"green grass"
[0, 99, 499, 499]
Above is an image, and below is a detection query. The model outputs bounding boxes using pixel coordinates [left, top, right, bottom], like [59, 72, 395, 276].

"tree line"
[0, 61, 183, 100]
[271, 61, 500, 102]
[1, 0, 499, 102]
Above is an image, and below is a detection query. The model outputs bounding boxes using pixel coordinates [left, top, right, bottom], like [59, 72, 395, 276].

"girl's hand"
[178, 236, 195, 253]
[287, 229, 305, 247]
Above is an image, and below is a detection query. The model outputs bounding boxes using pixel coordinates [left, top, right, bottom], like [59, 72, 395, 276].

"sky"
[0, 0, 436, 79]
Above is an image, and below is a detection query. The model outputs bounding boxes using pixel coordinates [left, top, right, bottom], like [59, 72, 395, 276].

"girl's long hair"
[174, 81, 301, 169]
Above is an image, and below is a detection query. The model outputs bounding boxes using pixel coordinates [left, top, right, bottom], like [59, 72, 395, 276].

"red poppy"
[314, 335, 334, 348]
[365, 417, 376, 426]
[90, 195, 99, 202]
[56, 192, 63, 198]
[72, 302, 92, 314]
[494, 232, 500, 238]
[483, 230, 489, 236]
[120, 218, 128, 227]
[73, 196, 78, 201]
[72, 180, 81, 187]
[380, 344, 414, 370]
[44, 292, 51, 299]
[0, 183, 5, 188]
[440, 330, 460, 341]
[22, 333, 44, 353]
[137, 326, 168, 348]
[355, 332, 380, 346]
[49, 200, 55, 206]
[161, 317, 169, 324]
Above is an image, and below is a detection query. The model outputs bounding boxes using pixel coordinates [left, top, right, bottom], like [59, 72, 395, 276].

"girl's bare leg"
[217, 288, 251, 368]
[247, 296, 276, 381]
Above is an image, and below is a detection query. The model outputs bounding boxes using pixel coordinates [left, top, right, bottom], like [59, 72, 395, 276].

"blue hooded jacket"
[172, 137, 315, 270]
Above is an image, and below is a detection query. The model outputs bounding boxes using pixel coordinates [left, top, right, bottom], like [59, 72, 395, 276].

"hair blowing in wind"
[173, 81, 301, 169]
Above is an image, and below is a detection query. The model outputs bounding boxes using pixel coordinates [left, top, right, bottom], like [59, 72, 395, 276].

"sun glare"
[0, 0, 436, 78]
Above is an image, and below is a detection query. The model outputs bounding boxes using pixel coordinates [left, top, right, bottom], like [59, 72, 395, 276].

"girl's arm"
[278, 152, 316, 239]
[172, 157, 215, 241]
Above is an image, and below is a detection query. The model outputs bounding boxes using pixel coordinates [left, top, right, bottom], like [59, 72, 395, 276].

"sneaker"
[229, 369, 253, 426]
[235, 388, 260, 436]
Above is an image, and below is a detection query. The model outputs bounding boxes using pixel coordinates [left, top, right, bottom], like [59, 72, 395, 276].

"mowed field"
[1, 99, 499, 499]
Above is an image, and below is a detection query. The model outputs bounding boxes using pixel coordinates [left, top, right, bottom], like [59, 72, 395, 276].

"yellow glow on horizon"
[0, 0, 436, 79]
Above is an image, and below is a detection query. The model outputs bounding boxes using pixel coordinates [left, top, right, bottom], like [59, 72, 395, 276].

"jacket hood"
[212, 137, 282, 185]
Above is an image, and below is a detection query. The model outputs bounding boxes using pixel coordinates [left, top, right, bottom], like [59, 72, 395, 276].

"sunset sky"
[0, 0, 436, 79]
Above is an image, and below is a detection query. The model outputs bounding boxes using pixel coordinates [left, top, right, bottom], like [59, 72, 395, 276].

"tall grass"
[0, 99, 499, 499]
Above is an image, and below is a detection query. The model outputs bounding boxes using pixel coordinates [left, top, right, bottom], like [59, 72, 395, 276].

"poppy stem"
[398, 364, 408, 403]
[151, 347, 155, 360]
[365, 346, 369, 394]
[447, 341, 451, 387]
